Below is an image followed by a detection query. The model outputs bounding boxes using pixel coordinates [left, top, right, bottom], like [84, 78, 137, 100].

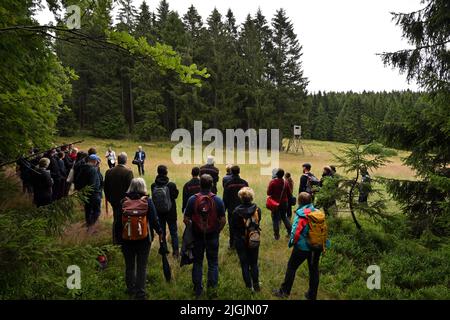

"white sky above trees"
[35, 0, 423, 93]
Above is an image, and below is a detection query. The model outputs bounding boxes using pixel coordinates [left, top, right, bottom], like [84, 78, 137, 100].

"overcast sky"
[35, 0, 423, 93]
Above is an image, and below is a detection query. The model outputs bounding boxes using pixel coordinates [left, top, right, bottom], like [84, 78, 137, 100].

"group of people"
[17, 145, 364, 300]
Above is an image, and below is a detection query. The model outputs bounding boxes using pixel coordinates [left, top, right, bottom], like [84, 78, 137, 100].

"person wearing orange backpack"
[120, 177, 163, 300]
[183, 174, 226, 299]
[273, 192, 330, 300]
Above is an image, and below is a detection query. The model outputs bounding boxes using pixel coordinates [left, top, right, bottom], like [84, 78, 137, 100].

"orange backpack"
[122, 196, 149, 241]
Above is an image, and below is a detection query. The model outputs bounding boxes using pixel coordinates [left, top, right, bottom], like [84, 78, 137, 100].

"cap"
[88, 154, 101, 162]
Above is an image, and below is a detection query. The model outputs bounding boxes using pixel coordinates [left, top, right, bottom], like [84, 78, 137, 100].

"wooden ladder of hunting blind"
[285, 135, 306, 155]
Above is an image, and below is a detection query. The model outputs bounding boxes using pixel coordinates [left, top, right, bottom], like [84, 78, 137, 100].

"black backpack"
[152, 184, 172, 213]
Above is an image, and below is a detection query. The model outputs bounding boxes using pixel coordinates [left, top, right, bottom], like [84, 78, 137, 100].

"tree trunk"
[129, 79, 134, 133]
[349, 171, 362, 230]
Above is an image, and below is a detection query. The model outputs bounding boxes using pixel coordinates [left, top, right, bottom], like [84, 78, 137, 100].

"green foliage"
[57, 106, 79, 137]
[379, 1, 450, 238]
[134, 111, 167, 141]
[0, 0, 74, 162]
[329, 143, 391, 229]
[93, 112, 128, 139]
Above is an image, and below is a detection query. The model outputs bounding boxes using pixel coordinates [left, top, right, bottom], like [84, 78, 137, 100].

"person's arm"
[223, 184, 229, 210]
[257, 207, 262, 223]
[267, 180, 273, 196]
[215, 197, 226, 232]
[148, 199, 163, 238]
[182, 183, 188, 212]
[289, 212, 307, 247]
[286, 180, 292, 197]
[299, 175, 307, 194]
[183, 195, 196, 225]
[170, 182, 179, 200]
[45, 171, 53, 188]
[103, 172, 110, 201]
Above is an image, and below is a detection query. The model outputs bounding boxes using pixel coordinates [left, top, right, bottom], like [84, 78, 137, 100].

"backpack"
[191, 192, 219, 234]
[304, 173, 320, 194]
[121, 196, 149, 241]
[152, 184, 172, 213]
[305, 209, 328, 252]
[243, 208, 261, 249]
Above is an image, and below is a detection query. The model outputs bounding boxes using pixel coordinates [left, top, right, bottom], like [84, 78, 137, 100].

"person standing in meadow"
[231, 187, 262, 292]
[104, 152, 134, 245]
[267, 169, 292, 240]
[183, 174, 226, 298]
[223, 165, 248, 249]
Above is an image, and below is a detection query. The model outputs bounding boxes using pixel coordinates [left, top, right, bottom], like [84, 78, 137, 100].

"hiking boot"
[272, 289, 288, 299]
[274, 234, 280, 240]
[253, 285, 261, 293]
[173, 250, 180, 260]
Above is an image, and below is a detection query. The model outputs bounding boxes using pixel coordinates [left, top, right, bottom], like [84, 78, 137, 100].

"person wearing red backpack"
[183, 174, 226, 299]
[273, 192, 330, 300]
[120, 178, 163, 300]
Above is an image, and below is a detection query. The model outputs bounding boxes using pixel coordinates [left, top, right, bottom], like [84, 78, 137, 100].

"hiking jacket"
[32, 168, 53, 206]
[231, 203, 262, 241]
[199, 164, 219, 194]
[223, 174, 248, 213]
[151, 175, 179, 220]
[288, 204, 330, 251]
[222, 173, 232, 188]
[267, 178, 291, 204]
[104, 165, 134, 207]
[74, 163, 102, 198]
[182, 177, 201, 212]
[134, 151, 146, 162]
[180, 223, 195, 266]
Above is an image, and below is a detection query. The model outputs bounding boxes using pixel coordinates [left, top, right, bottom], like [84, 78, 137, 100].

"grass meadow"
[49, 136, 448, 300]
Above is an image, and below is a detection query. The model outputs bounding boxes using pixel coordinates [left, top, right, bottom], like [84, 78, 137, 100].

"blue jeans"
[192, 235, 219, 296]
[272, 202, 292, 237]
[84, 194, 101, 227]
[235, 238, 259, 289]
[158, 213, 179, 253]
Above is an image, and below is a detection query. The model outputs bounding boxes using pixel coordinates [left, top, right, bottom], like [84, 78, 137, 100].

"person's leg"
[235, 239, 252, 288]
[306, 250, 321, 300]
[121, 243, 137, 297]
[227, 209, 234, 249]
[167, 217, 179, 255]
[249, 247, 260, 290]
[205, 235, 219, 291]
[135, 241, 151, 299]
[279, 203, 292, 235]
[272, 210, 281, 239]
[192, 238, 205, 297]
[280, 248, 308, 295]
[91, 195, 102, 226]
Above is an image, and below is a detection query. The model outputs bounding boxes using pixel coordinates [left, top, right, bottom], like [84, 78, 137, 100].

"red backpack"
[191, 192, 219, 234]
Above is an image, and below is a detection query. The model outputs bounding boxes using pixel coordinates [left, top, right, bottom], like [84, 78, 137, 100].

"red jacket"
[267, 178, 292, 203]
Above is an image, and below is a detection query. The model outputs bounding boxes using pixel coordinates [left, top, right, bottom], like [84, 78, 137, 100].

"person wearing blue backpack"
[273, 192, 330, 300]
